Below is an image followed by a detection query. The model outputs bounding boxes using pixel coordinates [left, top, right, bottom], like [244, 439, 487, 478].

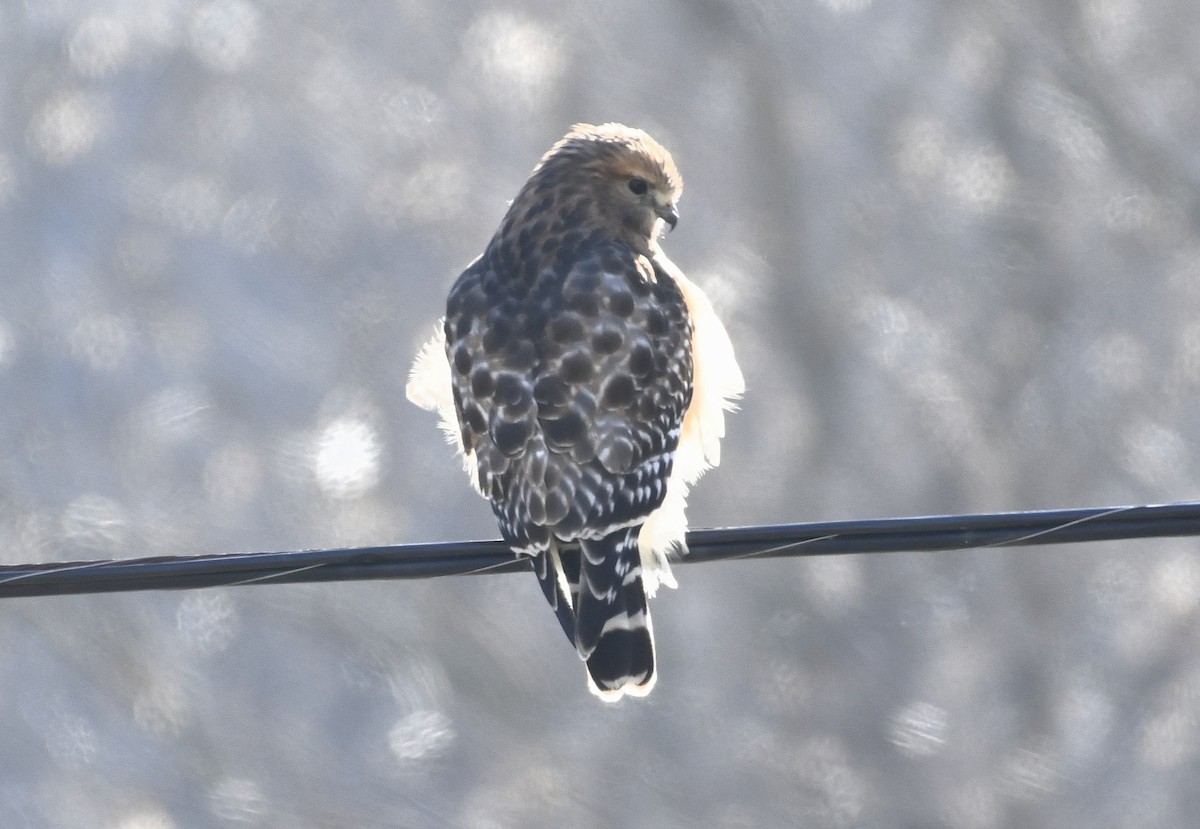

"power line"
[1, 501, 1198, 599]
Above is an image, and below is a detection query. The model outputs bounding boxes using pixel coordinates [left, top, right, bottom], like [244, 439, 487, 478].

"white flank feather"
[406, 321, 482, 495]
[638, 254, 745, 594]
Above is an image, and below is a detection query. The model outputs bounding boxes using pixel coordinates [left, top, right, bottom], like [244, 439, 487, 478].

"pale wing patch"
[637, 254, 745, 591]
[406, 321, 482, 496]
[548, 540, 574, 613]
[666, 260, 745, 484]
[637, 483, 684, 595]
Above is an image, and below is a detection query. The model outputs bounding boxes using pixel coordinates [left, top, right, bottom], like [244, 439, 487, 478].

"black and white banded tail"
[533, 526, 656, 701]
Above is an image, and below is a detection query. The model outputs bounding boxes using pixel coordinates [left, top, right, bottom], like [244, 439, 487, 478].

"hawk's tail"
[531, 529, 656, 701]
[576, 527, 656, 701]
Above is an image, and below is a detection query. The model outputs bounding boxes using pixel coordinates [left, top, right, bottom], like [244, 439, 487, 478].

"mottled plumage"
[408, 123, 743, 700]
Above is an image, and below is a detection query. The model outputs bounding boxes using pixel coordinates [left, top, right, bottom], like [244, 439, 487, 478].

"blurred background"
[3, 1, 1200, 826]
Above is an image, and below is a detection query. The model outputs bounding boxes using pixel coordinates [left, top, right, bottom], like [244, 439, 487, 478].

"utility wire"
[1, 501, 1198, 599]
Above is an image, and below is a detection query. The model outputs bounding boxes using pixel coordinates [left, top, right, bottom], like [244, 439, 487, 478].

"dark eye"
[627, 177, 648, 196]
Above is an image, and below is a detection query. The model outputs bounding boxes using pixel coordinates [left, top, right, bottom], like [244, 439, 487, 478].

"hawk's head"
[522, 123, 683, 257]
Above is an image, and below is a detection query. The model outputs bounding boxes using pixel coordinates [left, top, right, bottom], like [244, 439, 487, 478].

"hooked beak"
[658, 203, 679, 231]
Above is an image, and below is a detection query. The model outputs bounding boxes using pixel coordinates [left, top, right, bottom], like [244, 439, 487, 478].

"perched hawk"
[408, 123, 743, 701]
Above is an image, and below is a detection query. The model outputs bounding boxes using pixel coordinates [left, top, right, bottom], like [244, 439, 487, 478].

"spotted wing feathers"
[444, 243, 692, 550]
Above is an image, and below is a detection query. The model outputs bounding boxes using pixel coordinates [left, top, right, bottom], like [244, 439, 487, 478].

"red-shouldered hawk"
[408, 123, 743, 701]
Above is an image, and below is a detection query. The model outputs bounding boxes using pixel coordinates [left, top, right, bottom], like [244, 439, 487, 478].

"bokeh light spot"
[28, 90, 105, 166]
[379, 81, 444, 143]
[68, 311, 135, 372]
[1121, 419, 1186, 488]
[115, 810, 178, 829]
[946, 149, 1013, 213]
[42, 707, 97, 769]
[1150, 552, 1200, 618]
[161, 175, 223, 235]
[68, 14, 132, 77]
[388, 710, 455, 761]
[1089, 557, 1141, 611]
[1018, 81, 1107, 166]
[136, 385, 212, 445]
[1140, 709, 1198, 768]
[1084, 0, 1144, 61]
[61, 494, 128, 553]
[311, 416, 382, 499]
[949, 28, 1002, 88]
[177, 593, 238, 655]
[816, 0, 874, 12]
[804, 556, 863, 612]
[793, 737, 868, 826]
[189, 0, 261, 73]
[1084, 331, 1146, 391]
[999, 745, 1060, 799]
[132, 675, 191, 737]
[888, 700, 948, 756]
[461, 12, 565, 109]
[365, 161, 469, 228]
[1103, 192, 1156, 232]
[209, 777, 267, 823]
[1057, 682, 1115, 760]
[894, 118, 948, 188]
